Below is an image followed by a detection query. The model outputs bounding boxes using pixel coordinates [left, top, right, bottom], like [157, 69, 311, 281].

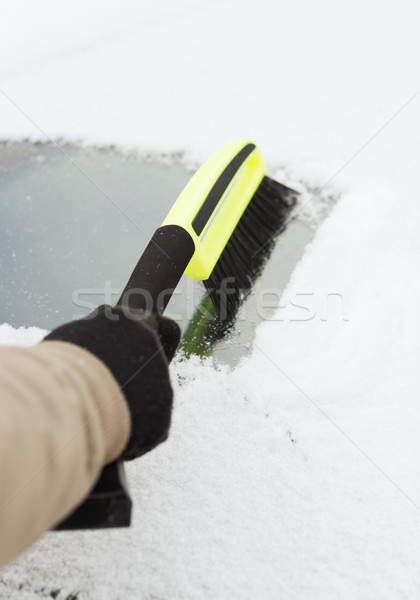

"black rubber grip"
[117, 225, 195, 315]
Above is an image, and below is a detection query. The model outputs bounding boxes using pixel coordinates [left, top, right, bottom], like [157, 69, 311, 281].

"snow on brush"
[1, 0, 420, 599]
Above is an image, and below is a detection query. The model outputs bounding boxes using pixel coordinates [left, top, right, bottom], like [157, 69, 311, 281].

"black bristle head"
[204, 176, 298, 323]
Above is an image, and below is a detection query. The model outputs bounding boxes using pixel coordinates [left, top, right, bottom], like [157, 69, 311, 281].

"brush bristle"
[203, 176, 298, 322]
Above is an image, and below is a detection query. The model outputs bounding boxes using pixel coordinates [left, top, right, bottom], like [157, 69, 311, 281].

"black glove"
[44, 305, 180, 460]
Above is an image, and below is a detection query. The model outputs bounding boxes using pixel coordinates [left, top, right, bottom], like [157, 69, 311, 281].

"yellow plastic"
[162, 139, 266, 280]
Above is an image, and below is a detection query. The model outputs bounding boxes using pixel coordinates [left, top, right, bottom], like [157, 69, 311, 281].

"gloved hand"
[44, 305, 180, 460]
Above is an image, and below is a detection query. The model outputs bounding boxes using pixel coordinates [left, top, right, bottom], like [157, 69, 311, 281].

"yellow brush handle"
[162, 139, 266, 280]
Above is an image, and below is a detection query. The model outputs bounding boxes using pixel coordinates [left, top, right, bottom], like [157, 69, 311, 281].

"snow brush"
[56, 139, 297, 530]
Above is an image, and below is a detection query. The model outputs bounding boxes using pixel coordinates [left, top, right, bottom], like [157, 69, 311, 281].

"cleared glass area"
[0, 142, 194, 329]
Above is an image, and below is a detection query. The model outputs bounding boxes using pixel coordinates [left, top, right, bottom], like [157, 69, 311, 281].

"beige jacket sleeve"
[0, 340, 131, 569]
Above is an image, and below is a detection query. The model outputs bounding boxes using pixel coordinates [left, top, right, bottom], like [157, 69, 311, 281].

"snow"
[1, 1, 420, 599]
[0, 324, 45, 347]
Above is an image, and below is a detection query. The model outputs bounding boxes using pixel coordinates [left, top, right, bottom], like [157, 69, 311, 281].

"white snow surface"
[0, 324, 45, 347]
[1, 1, 420, 598]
